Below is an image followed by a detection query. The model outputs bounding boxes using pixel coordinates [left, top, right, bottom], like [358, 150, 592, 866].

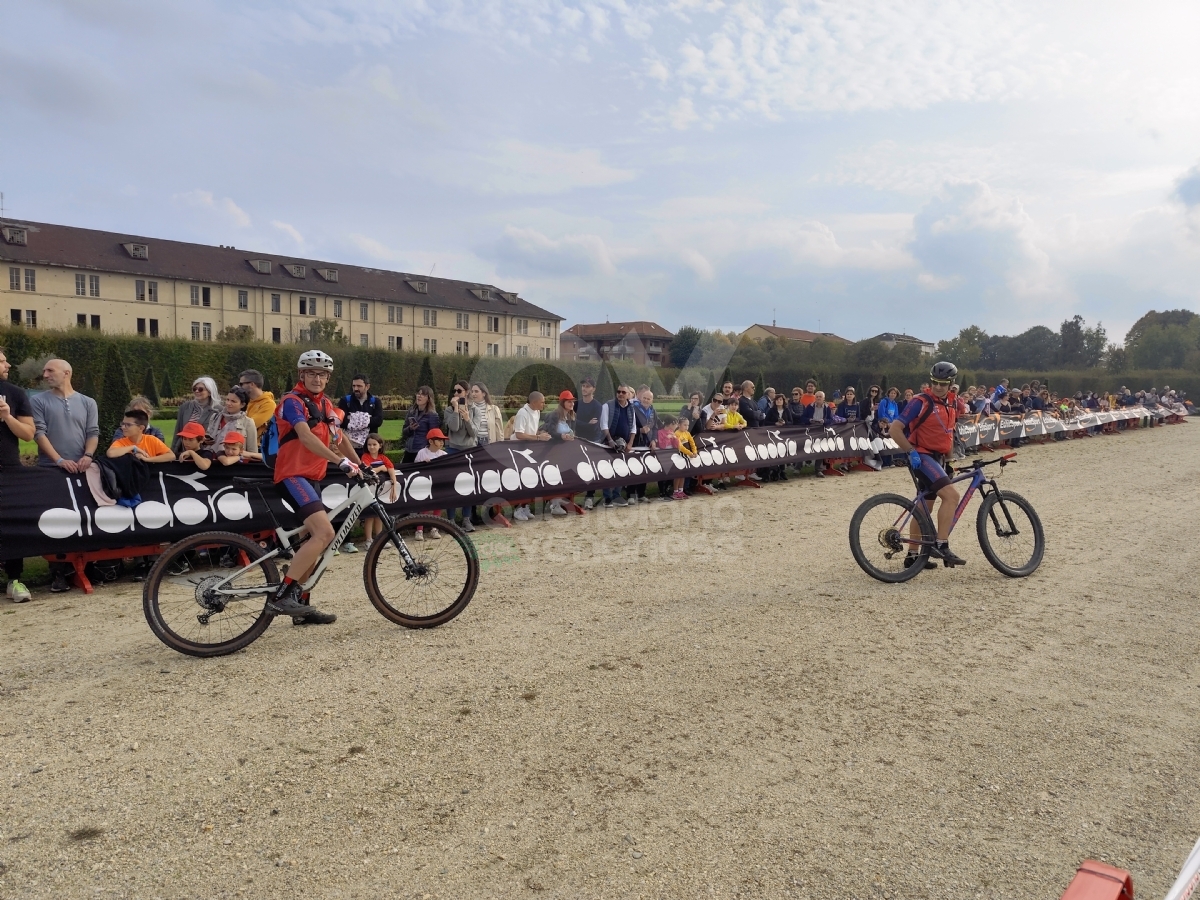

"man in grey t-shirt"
[31, 359, 99, 471]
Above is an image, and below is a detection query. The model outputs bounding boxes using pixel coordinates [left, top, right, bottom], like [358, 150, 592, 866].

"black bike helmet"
[929, 361, 958, 384]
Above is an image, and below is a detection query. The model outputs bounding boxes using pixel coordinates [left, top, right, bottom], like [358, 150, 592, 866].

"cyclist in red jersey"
[888, 361, 967, 568]
[268, 350, 363, 624]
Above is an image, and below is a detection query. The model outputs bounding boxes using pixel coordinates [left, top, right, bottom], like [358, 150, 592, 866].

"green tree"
[217, 325, 255, 342]
[936, 325, 987, 368]
[446, 371, 459, 408]
[1125, 309, 1198, 354]
[719, 366, 732, 391]
[417, 356, 435, 394]
[96, 343, 133, 445]
[851, 339, 889, 370]
[305, 319, 347, 345]
[755, 370, 766, 400]
[670, 326, 704, 368]
[141, 367, 159, 405]
[1105, 344, 1127, 374]
[160, 371, 175, 401]
[529, 373, 540, 395]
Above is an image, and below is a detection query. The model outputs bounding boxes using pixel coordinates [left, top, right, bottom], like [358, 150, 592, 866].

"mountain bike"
[142, 469, 479, 657]
[849, 452, 1044, 583]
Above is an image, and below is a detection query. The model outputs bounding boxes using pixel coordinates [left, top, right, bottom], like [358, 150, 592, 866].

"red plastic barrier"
[1060, 860, 1134, 900]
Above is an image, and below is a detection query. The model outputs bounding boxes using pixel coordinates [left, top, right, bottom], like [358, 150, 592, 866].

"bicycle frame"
[204, 477, 418, 600]
[897, 454, 1015, 548]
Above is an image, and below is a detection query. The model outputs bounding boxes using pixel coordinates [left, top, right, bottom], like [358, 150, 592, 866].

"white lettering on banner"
[1164, 835, 1200, 900]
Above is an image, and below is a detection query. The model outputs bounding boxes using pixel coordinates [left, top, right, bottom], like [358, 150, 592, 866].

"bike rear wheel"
[976, 490, 1044, 577]
[849, 493, 935, 583]
[364, 515, 479, 628]
[143, 531, 278, 657]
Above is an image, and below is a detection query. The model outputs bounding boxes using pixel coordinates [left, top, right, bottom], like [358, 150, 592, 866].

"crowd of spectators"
[0, 349, 1192, 598]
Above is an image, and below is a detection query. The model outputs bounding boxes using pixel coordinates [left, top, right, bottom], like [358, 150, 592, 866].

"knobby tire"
[849, 493, 935, 583]
[364, 514, 479, 628]
[975, 490, 1045, 577]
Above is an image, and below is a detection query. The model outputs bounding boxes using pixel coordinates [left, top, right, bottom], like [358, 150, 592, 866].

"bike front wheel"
[976, 490, 1044, 577]
[143, 531, 278, 657]
[364, 515, 479, 628]
[849, 493, 935, 583]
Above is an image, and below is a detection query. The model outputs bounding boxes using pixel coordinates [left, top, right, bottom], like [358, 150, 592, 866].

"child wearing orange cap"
[216, 431, 247, 466]
[413, 428, 448, 540]
[175, 421, 215, 470]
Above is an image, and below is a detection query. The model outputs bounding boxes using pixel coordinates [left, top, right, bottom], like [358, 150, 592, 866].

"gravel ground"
[2, 423, 1198, 899]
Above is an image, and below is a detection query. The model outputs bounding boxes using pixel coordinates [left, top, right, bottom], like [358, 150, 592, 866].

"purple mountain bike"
[849, 453, 1044, 582]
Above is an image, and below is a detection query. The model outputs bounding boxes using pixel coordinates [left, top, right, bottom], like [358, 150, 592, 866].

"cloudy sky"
[5, 0, 1200, 344]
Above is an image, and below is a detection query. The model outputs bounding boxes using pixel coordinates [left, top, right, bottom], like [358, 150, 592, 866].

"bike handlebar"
[967, 452, 1017, 470]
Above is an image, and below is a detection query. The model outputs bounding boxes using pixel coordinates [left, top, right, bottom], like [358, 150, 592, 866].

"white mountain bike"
[141, 469, 479, 657]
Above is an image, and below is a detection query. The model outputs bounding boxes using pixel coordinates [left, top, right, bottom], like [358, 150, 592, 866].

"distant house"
[869, 332, 936, 355]
[741, 324, 853, 345]
[560, 321, 675, 367]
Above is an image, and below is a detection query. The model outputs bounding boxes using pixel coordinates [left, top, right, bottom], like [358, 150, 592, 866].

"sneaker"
[779, 472, 789, 481]
[603, 500, 613, 509]
[341, 542, 359, 554]
[672, 490, 687, 500]
[513, 507, 532, 521]
[612, 497, 628, 507]
[219, 550, 237, 568]
[430, 528, 442, 540]
[931, 542, 966, 567]
[50, 574, 72, 593]
[415, 527, 426, 541]
[904, 553, 938, 571]
[696, 484, 717, 496]
[166, 558, 191, 577]
[865, 458, 882, 471]
[583, 498, 594, 511]
[267, 582, 313, 617]
[292, 593, 337, 625]
[461, 519, 476, 533]
[815, 469, 825, 478]
[748, 473, 763, 481]
[6, 580, 31, 603]
[550, 502, 568, 517]
[659, 493, 673, 501]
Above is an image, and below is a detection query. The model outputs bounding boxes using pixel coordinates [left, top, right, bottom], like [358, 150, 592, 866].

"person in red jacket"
[269, 350, 363, 625]
[889, 361, 965, 568]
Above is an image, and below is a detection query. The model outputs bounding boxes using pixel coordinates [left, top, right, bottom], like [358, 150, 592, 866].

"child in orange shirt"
[107, 409, 175, 462]
[358, 434, 398, 545]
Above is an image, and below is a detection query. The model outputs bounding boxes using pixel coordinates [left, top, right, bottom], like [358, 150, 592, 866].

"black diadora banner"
[0, 422, 871, 560]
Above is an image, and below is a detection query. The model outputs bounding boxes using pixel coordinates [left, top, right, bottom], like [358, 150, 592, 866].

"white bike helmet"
[297, 350, 334, 372]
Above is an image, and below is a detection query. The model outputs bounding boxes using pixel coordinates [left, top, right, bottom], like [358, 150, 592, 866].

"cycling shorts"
[278, 476, 326, 521]
[913, 452, 952, 498]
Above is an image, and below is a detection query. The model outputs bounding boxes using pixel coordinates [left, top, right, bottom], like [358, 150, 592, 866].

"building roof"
[870, 332, 933, 345]
[565, 321, 675, 340]
[0, 218, 561, 321]
[747, 324, 853, 345]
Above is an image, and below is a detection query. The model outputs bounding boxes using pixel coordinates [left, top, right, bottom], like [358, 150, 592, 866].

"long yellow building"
[0, 218, 562, 359]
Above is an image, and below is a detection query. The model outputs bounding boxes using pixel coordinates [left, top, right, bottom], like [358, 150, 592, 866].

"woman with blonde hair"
[111, 395, 167, 444]
[172, 376, 221, 454]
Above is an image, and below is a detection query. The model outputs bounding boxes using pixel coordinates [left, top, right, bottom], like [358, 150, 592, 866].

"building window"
[26, 310, 38, 328]
[360, 334, 368, 347]
[148, 281, 157, 302]
[456, 341, 470, 355]
[24, 269, 36, 292]
[76, 274, 86, 296]
[77, 314, 86, 327]
[541, 347, 551, 359]
[516, 344, 528, 357]
[149, 319, 158, 338]
[299, 296, 308, 316]
[486, 315, 500, 333]
[88, 315, 99, 330]
[9, 268, 20, 291]
[456, 312, 469, 330]
[333, 299, 343, 318]
[202, 322, 212, 341]
[202, 287, 211, 307]
[423, 338, 437, 353]
[136, 280, 146, 302]
[88, 274, 100, 297]
[191, 321, 200, 341]
[388, 305, 402, 324]
[271, 293, 281, 313]
[516, 318, 528, 335]
[388, 336, 403, 351]
[540, 321, 552, 337]
[137, 318, 146, 335]
[423, 309, 437, 327]
[238, 290, 248, 310]
[190, 285, 200, 306]
[10, 309, 21, 326]
[486, 342, 499, 356]
[271, 327, 281, 344]
[360, 302, 369, 321]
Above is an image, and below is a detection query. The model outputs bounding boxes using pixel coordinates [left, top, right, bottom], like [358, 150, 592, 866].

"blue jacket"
[877, 398, 899, 422]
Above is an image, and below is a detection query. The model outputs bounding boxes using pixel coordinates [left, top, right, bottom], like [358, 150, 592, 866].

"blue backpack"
[260, 393, 325, 470]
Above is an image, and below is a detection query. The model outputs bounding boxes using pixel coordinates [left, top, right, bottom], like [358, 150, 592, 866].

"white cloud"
[272, 220, 304, 244]
[489, 225, 617, 277]
[173, 189, 251, 228]
[445, 140, 636, 195]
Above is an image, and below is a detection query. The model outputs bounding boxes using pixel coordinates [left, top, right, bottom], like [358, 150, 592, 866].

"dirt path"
[2, 423, 1198, 899]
